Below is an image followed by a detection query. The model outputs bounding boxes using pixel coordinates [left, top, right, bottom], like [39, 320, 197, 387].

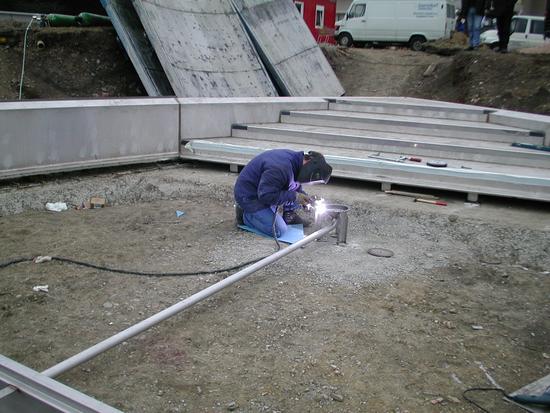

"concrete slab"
[132, 0, 277, 97]
[281, 110, 542, 144]
[0, 98, 180, 180]
[182, 138, 550, 201]
[329, 99, 490, 122]
[490, 109, 550, 146]
[178, 97, 328, 140]
[232, 0, 344, 97]
[232, 123, 550, 168]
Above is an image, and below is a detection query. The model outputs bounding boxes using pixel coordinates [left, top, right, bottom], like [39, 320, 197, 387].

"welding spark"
[313, 198, 327, 221]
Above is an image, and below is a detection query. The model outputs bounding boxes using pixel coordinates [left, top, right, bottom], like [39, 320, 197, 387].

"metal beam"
[42, 221, 337, 378]
[0, 355, 122, 413]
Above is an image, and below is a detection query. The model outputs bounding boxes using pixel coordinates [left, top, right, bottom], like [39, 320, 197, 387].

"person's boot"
[235, 204, 244, 226]
[283, 210, 311, 227]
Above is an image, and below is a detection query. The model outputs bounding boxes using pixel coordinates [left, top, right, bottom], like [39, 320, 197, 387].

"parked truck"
[334, 0, 456, 50]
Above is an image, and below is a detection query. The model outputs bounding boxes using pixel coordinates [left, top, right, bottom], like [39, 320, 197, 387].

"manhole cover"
[367, 248, 394, 258]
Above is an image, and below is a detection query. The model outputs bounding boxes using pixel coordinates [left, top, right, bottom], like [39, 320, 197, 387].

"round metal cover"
[367, 248, 394, 258]
[427, 160, 448, 168]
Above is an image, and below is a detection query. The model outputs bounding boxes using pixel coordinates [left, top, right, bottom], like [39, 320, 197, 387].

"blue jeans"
[243, 207, 288, 238]
[467, 7, 483, 47]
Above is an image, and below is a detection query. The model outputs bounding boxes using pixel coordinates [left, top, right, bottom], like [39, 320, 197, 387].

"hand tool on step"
[427, 160, 448, 167]
[414, 198, 448, 206]
[368, 153, 422, 163]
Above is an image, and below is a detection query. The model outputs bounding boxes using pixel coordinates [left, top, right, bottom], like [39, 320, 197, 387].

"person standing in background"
[493, 0, 518, 53]
[461, 0, 489, 50]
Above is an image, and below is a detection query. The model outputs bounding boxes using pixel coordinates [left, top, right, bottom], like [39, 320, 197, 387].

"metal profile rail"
[42, 220, 337, 379]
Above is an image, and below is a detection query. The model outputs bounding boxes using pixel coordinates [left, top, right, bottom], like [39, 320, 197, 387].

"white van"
[480, 15, 546, 50]
[334, 0, 455, 50]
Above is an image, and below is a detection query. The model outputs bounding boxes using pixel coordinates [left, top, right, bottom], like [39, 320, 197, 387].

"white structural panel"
[0, 98, 180, 180]
[132, 0, 277, 97]
[232, 0, 345, 96]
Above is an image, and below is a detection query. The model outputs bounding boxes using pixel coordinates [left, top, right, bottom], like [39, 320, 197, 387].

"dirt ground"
[0, 163, 549, 412]
[1, 24, 550, 115]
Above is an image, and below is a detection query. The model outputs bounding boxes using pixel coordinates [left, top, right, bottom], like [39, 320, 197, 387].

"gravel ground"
[1, 162, 549, 412]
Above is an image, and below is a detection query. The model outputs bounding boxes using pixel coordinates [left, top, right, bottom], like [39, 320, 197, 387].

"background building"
[294, 0, 338, 43]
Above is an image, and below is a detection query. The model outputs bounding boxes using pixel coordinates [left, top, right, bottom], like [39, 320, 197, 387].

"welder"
[234, 149, 332, 237]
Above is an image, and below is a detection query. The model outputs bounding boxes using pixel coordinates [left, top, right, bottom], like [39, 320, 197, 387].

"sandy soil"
[1, 163, 549, 412]
[323, 44, 550, 115]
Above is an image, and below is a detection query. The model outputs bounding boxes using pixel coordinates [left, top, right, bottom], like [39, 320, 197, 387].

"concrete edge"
[489, 109, 550, 146]
[178, 97, 329, 141]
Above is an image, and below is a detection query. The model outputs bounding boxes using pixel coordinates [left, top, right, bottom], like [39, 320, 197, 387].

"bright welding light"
[314, 198, 327, 220]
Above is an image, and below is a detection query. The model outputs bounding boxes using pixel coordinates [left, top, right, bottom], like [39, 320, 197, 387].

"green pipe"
[77, 12, 111, 27]
[46, 14, 77, 27]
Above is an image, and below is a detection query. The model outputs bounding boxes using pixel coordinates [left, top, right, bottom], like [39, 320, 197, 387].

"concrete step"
[181, 137, 550, 202]
[231, 123, 550, 169]
[280, 110, 544, 145]
[328, 97, 492, 122]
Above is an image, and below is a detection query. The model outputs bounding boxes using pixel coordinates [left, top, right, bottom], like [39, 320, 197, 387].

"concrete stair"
[180, 98, 550, 203]
[231, 123, 550, 169]
[280, 110, 543, 145]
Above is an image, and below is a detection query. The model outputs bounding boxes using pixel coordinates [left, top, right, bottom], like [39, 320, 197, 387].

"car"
[480, 15, 546, 50]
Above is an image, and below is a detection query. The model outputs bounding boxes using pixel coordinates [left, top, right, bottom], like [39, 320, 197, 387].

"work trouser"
[243, 207, 288, 238]
[467, 7, 483, 47]
[497, 10, 514, 50]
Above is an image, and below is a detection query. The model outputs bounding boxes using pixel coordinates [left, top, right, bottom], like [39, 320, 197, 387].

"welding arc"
[0, 255, 270, 277]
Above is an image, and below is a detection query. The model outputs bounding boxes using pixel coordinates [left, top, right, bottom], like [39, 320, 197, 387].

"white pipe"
[42, 220, 337, 378]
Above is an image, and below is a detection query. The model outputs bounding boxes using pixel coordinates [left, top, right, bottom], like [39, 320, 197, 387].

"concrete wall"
[0, 98, 180, 179]
[489, 109, 550, 146]
[178, 97, 329, 140]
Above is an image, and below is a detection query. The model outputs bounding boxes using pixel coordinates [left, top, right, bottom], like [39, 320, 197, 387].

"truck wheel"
[409, 35, 426, 51]
[338, 33, 353, 47]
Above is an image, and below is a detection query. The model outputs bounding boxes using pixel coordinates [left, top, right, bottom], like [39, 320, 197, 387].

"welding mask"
[297, 151, 332, 185]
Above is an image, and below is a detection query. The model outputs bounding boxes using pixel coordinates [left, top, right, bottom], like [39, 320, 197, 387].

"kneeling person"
[234, 149, 332, 237]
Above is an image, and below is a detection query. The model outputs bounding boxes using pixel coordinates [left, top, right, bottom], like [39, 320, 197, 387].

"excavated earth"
[0, 163, 549, 412]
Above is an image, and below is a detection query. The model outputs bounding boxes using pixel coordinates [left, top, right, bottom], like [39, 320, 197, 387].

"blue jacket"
[234, 149, 304, 212]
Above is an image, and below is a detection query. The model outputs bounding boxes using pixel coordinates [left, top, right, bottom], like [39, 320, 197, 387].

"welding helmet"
[297, 151, 332, 184]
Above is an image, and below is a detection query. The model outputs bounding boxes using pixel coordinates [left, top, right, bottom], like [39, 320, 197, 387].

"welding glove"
[295, 192, 312, 207]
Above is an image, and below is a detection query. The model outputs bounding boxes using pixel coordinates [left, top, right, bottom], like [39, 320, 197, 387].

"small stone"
[331, 393, 344, 402]
[227, 401, 237, 411]
[449, 308, 457, 314]
[543, 353, 549, 359]
[158, 390, 164, 396]
[431, 397, 444, 405]
[448, 215, 458, 223]
[425, 253, 434, 258]
[103, 302, 113, 309]
[448, 396, 461, 403]
[197, 386, 202, 394]
[443, 321, 455, 329]
[471, 325, 484, 330]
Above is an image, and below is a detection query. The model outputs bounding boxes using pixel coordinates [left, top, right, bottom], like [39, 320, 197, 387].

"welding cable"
[462, 387, 508, 413]
[0, 255, 270, 277]
[272, 205, 283, 252]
